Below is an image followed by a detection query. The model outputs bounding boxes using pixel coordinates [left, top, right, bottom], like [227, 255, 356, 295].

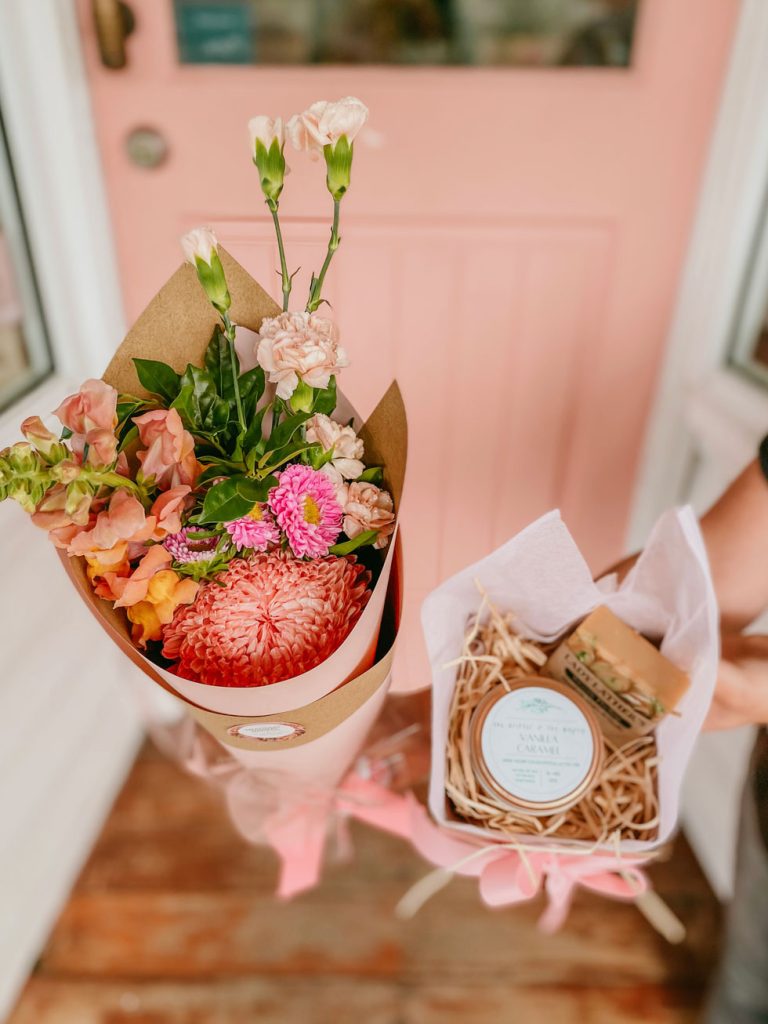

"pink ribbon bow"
[150, 716, 651, 926]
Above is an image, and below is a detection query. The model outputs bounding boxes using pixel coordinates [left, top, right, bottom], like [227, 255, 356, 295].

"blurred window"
[0, 115, 52, 412]
[173, 0, 639, 68]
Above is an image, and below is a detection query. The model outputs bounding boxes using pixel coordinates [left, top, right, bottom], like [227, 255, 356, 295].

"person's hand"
[705, 632, 768, 730]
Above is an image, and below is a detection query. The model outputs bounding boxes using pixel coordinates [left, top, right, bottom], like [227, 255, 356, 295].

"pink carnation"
[225, 503, 280, 552]
[342, 480, 396, 550]
[161, 551, 371, 687]
[256, 311, 349, 400]
[268, 464, 342, 558]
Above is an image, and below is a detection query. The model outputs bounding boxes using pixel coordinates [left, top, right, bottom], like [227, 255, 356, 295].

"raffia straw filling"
[446, 588, 660, 842]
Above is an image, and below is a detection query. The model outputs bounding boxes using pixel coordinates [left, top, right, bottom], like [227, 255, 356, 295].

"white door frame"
[629, 0, 768, 546]
[629, 0, 768, 899]
[0, 2, 141, 1017]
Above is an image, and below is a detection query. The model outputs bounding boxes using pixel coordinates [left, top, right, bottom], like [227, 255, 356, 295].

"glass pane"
[0, 115, 52, 412]
[174, 0, 639, 68]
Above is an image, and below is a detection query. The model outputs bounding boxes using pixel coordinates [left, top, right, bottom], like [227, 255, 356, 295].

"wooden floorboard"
[8, 712, 722, 1024]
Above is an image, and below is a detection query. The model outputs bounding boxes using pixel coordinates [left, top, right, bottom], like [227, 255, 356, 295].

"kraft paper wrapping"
[59, 251, 407, 769]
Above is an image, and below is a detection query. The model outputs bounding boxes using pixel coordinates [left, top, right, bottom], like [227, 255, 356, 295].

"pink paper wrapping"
[54, 253, 409, 888]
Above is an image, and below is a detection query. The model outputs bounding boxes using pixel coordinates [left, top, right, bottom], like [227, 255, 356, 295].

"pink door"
[76, 0, 738, 687]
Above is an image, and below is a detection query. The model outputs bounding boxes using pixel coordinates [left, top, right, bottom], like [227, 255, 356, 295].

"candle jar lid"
[469, 676, 604, 817]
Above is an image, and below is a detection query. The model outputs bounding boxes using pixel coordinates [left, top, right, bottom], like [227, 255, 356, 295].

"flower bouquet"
[0, 97, 406, 795]
[412, 509, 718, 936]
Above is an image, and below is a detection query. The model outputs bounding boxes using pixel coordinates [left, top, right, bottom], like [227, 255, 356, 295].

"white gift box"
[423, 508, 719, 857]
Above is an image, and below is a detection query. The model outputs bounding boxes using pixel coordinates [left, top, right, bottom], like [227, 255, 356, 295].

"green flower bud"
[64, 479, 92, 518]
[7, 481, 38, 514]
[181, 227, 231, 314]
[324, 135, 353, 202]
[253, 138, 286, 208]
[289, 380, 314, 413]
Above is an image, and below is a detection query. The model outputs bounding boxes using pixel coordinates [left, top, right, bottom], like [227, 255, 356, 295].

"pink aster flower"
[225, 502, 280, 552]
[161, 550, 371, 687]
[268, 464, 342, 558]
[164, 527, 219, 564]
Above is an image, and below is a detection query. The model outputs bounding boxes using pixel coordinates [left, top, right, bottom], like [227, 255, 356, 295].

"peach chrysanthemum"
[161, 551, 371, 687]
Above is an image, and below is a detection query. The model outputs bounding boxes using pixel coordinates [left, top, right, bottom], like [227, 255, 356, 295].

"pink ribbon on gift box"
[151, 716, 654, 930]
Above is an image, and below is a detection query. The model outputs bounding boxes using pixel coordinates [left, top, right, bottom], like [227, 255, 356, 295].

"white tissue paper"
[423, 508, 719, 855]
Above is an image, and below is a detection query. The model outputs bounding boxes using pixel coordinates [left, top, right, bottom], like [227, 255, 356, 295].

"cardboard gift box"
[416, 508, 718, 931]
[60, 251, 407, 787]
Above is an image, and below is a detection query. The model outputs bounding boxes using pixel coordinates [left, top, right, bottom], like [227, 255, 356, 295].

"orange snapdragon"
[126, 569, 199, 647]
[134, 409, 201, 490]
[54, 379, 120, 468]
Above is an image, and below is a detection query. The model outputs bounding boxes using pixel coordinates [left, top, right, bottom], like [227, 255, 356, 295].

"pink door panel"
[77, 0, 739, 688]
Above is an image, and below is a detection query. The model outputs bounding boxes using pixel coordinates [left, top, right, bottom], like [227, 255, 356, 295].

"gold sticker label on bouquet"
[227, 722, 306, 742]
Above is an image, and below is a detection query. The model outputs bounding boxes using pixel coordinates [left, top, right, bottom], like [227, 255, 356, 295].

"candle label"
[481, 686, 594, 802]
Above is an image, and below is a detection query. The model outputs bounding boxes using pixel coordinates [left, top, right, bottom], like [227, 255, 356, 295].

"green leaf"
[195, 463, 240, 487]
[260, 441, 316, 474]
[118, 424, 139, 453]
[358, 466, 384, 485]
[204, 326, 237, 399]
[329, 530, 379, 556]
[242, 404, 269, 454]
[134, 359, 181, 403]
[265, 409, 312, 454]
[312, 376, 337, 415]
[172, 364, 230, 436]
[307, 443, 335, 470]
[238, 365, 266, 414]
[116, 396, 154, 446]
[199, 474, 277, 524]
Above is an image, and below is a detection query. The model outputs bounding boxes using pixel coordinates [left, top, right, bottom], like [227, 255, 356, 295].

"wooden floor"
[9, 708, 722, 1024]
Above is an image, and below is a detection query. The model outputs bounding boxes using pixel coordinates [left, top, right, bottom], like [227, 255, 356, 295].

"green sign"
[175, 1, 255, 65]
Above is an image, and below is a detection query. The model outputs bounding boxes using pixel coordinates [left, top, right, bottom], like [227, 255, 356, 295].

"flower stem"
[271, 396, 282, 431]
[268, 200, 292, 311]
[307, 199, 341, 313]
[222, 312, 246, 433]
[93, 470, 141, 494]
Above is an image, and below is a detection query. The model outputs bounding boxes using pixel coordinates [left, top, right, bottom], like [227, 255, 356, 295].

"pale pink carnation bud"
[248, 115, 285, 150]
[180, 226, 219, 267]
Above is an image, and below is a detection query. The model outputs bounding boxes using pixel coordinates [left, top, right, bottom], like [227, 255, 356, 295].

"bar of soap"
[545, 605, 689, 740]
